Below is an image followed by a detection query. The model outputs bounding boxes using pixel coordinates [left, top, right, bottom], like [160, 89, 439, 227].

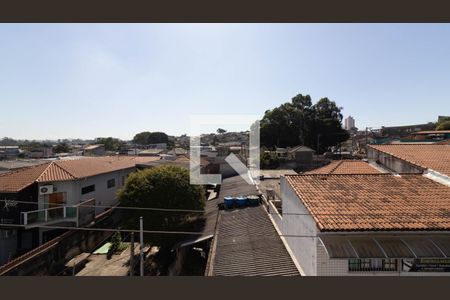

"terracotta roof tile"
[306, 160, 381, 174]
[285, 174, 450, 232]
[0, 162, 51, 193]
[0, 156, 160, 192]
[369, 144, 450, 177]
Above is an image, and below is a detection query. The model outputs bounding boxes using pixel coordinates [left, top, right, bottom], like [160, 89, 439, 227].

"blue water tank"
[236, 196, 248, 207]
[224, 196, 235, 208]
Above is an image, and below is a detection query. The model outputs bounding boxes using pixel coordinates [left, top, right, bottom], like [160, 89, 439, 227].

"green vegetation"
[95, 137, 125, 151]
[260, 151, 280, 169]
[118, 165, 205, 248]
[260, 94, 349, 154]
[107, 231, 127, 259]
[53, 142, 70, 153]
[132, 131, 169, 145]
[436, 120, 450, 131]
[216, 128, 227, 134]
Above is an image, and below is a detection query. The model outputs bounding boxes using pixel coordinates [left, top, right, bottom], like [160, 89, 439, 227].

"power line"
[1, 223, 207, 235]
[0, 199, 205, 213]
[0, 199, 444, 216]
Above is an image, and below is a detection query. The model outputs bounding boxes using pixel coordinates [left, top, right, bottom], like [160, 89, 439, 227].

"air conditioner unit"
[39, 185, 54, 195]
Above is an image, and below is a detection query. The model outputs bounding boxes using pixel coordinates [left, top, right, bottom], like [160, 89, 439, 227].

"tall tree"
[260, 94, 349, 153]
[117, 165, 205, 248]
[95, 137, 125, 151]
[132, 131, 169, 145]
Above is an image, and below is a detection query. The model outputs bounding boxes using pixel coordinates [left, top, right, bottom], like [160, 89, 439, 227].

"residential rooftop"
[0, 156, 159, 193]
[305, 160, 381, 175]
[285, 173, 450, 232]
[206, 175, 300, 276]
[369, 144, 450, 177]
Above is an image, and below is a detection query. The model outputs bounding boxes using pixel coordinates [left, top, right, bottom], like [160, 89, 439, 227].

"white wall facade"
[276, 177, 450, 276]
[38, 167, 134, 215]
[278, 176, 318, 276]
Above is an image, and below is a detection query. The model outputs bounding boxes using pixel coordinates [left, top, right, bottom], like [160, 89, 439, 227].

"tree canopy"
[53, 142, 70, 153]
[436, 120, 450, 130]
[117, 165, 205, 247]
[95, 137, 125, 151]
[216, 128, 227, 134]
[132, 131, 169, 145]
[260, 94, 349, 153]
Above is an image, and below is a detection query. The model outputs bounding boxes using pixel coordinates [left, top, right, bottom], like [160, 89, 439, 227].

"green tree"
[95, 137, 124, 151]
[260, 151, 279, 169]
[117, 166, 205, 248]
[217, 128, 227, 134]
[53, 142, 70, 153]
[436, 120, 450, 130]
[260, 94, 349, 154]
[107, 231, 123, 259]
[132, 132, 169, 145]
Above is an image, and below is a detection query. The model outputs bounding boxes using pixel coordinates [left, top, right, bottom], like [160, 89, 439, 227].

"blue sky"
[0, 24, 449, 140]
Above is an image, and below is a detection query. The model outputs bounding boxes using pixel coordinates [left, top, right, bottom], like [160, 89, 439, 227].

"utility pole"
[365, 127, 372, 157]
[139, 216, 144, 277]
[129, 232, 135, 276]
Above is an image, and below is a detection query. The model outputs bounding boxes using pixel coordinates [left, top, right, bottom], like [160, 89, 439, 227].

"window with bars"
[348, 258, 398, 272]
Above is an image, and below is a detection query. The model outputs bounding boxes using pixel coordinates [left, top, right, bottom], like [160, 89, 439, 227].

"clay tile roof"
[0, 156, 160, 192]
[306, 160, 381, 174]
[369, 144, 450, 177]
[285, 174, 450, 232]
[0, 162, 51, 193]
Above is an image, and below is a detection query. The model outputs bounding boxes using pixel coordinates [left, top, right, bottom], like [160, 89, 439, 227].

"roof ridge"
[36, 161, 77, 182]
[286, 173, 395, 177]
[53, 160, 78, 179]
[329, 160, 344, 174]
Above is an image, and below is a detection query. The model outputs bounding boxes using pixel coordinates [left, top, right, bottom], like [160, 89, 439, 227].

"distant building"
[0, 146, 20, 160]
[344, 116, 355, 131]
[83, 144, 105, 156]
[27, 147, 53, 159]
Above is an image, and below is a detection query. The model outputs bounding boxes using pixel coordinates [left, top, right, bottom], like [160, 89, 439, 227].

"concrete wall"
[279, 176, 318, 276]
[367, 148, 423, 174]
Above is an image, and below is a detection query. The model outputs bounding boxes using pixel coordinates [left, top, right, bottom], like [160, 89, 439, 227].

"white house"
[269, 173, 450, 276]
[0, 156, 159, 265]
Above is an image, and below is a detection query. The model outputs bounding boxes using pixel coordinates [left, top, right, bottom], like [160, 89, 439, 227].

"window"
[107, 178, 116, 189]
[121, 176, 125, 186]
[349, 258, 398, 272]
[81, 184, 95, 195]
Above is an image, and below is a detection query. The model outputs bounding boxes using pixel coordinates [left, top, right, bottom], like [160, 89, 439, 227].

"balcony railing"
[21, 206, 78, 227]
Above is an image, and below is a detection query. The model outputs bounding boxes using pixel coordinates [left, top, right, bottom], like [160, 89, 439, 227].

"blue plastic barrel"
[224, 196, 235, 208]
[236, 196, 248, 207]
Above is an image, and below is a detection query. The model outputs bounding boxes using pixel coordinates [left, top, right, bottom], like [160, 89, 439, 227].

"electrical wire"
[0, 199, 442, 216]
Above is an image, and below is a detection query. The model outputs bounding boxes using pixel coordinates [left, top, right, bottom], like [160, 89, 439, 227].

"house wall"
[38, 168, 133, 215]
[367, 148, 423, 174]
[316, 241, 450, 276]
[279, 176, 318, 276]
[0, 229, 18, 266]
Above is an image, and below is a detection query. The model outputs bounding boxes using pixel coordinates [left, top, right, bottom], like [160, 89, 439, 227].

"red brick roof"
[306, 160, 381, 174]
[0, 163, 51, 193]
[285, 174, 450, 232]
[369, 144, 450, 177]
[0, 156, 159, 193]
